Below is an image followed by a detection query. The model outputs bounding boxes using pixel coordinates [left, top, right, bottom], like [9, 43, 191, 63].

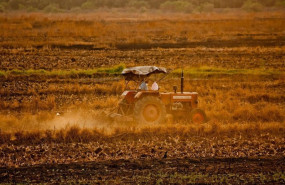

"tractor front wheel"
[190, 108, 207, 124]
[134, 96, 166, 124]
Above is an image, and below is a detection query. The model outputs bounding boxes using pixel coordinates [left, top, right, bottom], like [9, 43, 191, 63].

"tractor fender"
[134, 91, 160, 99]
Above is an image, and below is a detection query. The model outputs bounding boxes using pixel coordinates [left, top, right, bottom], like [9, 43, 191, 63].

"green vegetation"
[1, 65, 283, 78]
[97, 64, 125, 74]
[0, 0, 284, 13]
[0, 70, 6, 77]
[43, 3, 64, 13]
[242, 0, 264, 12]
[160, 1, 194, 13]
[0, 64, 125, 78]
[275, 0, 285, 7]
[173, 66, 283, 77]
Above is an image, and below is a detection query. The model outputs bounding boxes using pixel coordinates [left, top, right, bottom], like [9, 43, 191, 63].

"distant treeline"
[0, 0, 284, 13]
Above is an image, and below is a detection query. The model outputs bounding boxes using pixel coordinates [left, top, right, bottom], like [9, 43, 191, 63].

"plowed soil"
[1, 158, 284, 184]
[0, 13, 285, 184]
[0, 134, 285, 184]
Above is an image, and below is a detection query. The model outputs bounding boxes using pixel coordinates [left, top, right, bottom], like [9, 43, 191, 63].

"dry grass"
[0, 12, 284, 49]
[0, 95, 56, 112]
[0, 75, 284, 128]
[0, 121, 284, 145]
[0, 12, 284, 185]
[0, 12, 284, 148]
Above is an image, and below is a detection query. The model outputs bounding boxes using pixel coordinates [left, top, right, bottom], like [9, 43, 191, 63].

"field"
[0, 11, 285, 184]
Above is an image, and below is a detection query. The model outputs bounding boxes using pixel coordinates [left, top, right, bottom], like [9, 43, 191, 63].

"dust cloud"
[47, 111, 106, 130]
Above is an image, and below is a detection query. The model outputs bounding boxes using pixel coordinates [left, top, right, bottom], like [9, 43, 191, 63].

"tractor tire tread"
[134, 96, 166, 124]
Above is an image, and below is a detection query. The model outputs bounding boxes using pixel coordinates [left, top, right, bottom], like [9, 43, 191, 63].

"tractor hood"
[122, 66, 167, 80]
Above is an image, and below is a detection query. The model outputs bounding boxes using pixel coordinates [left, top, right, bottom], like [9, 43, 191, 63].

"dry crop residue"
[0, 12, 285, 184]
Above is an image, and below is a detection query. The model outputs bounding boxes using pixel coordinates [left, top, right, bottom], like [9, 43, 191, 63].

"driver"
[151, 81, 159, 91]
[139, 79, 148, 90]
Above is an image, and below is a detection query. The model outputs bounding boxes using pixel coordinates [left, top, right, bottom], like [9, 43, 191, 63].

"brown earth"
[0, 12, 285, 184]
[1, 157, 284, 184]
[1, 47, 284, 70]
[0, 133, 284, 184]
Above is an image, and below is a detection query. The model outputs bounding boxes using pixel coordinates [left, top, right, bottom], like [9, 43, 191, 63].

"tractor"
[110, 66, 207, 124]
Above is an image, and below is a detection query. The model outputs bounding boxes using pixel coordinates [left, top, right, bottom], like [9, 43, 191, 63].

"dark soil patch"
[1, 157, 284, 184]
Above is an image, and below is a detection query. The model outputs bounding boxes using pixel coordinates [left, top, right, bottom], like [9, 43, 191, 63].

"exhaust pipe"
[181, 69, 184, 94]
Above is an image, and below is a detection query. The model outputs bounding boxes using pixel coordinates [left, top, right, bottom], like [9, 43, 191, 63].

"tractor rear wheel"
[134, 96, 166, 124]
[190, 108, 207, 124]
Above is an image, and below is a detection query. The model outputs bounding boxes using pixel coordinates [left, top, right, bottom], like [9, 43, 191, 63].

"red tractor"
[111, 66, 206, 124]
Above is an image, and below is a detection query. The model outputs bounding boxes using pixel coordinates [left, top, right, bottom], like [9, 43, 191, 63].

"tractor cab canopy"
[122, 66, 167, 81]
